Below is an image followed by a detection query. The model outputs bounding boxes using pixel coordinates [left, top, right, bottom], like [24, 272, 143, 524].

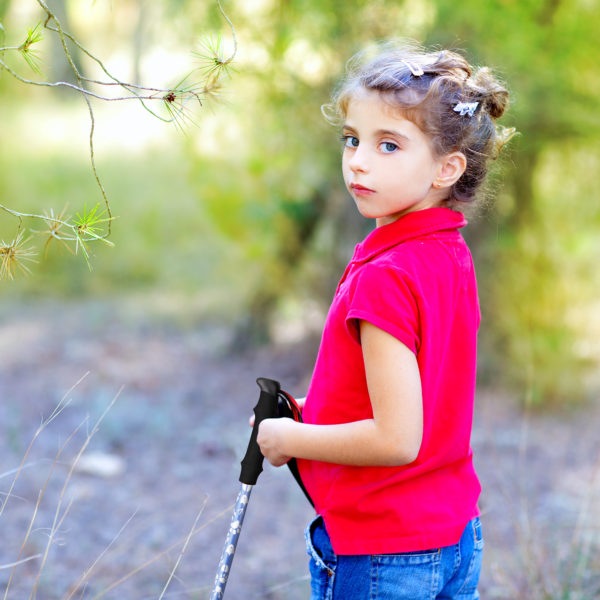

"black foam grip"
[239, 378, 280, 485]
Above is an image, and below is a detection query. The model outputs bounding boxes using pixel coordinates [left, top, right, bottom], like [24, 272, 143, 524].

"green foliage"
[422, 0, 600, 405]
[2, 0, 600, 406]
[0, 142, 236, 304]
[118, 0, 600, 401]
[480, 141, 600, 406]
[17, 21, 43, 73]
[485, 233, 591, 406]
[0, 0, 237, 278]
[182, 0, 439, 343]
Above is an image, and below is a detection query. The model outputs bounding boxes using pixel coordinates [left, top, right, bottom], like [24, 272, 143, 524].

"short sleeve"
[346, 262, 420, 353]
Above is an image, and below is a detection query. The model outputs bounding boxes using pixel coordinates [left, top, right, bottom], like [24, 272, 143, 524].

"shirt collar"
[352, 207, 467, 263]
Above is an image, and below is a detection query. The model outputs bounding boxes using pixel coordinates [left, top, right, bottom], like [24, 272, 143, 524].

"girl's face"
[341, 89, 448, 227]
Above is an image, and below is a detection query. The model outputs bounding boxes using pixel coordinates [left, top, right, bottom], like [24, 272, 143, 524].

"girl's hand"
[257, 418, 294, 467]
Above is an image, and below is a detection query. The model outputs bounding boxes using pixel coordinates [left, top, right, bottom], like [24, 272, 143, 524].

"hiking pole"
[209, 377, 280, 600]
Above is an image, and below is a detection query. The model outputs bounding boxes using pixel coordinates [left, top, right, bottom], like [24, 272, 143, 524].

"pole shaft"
[209, 484, 253, 600]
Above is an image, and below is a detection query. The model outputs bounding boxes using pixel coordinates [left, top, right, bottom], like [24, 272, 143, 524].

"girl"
[257, 41, 513, 599]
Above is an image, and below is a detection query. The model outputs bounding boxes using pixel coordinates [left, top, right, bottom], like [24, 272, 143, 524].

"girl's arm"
[257, 321, 423, 467]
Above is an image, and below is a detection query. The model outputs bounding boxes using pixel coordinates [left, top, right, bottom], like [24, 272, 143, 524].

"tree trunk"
[132, 0, 150, 85]
[230, 187, 329, 352]
[45, 0, 84, 83]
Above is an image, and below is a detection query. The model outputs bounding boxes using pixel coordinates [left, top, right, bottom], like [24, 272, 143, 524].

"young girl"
[257, 41, 512, 599]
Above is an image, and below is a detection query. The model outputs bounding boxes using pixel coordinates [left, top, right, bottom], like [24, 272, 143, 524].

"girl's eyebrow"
[342, 124, 411, 142]
[375, 128, 411, 142]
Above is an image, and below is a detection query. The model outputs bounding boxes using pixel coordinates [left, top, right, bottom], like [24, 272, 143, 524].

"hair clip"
[453, 102, 479, 117]
[401, 60, 424, 77]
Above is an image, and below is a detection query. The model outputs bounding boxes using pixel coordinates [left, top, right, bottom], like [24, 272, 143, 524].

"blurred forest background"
[1, 0, 599, 404]
[2, 1, 600, 598]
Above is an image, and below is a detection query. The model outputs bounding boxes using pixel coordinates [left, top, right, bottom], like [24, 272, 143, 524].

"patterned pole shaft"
[209, 484, 253, 600]
[209, 378, 279, 599]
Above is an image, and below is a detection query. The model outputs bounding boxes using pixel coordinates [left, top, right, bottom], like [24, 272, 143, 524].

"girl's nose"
[348, 148, 369, 173]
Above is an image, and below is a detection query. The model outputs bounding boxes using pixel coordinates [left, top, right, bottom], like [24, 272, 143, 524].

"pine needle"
[18, 22, 43, 73]
[0, 230, 37, 280]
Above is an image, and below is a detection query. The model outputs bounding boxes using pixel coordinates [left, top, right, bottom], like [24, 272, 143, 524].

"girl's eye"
[380, 141, 398, 154]
[341, 135, 359, 149]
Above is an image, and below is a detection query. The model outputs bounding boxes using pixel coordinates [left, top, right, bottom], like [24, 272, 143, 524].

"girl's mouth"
[350, 183, 375, 195]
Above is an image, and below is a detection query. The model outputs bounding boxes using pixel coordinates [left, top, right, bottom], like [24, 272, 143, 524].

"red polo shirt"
[298, 207, 481, 554]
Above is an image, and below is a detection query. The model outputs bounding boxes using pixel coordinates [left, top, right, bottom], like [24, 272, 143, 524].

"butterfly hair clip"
[453, 102, 479, 117]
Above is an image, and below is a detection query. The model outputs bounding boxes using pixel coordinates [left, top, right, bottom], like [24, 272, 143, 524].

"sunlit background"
[3, 0, 599, 402]
[2, 0, 600, 597]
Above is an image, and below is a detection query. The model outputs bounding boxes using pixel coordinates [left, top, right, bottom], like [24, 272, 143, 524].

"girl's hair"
[324, 41, 516, 206]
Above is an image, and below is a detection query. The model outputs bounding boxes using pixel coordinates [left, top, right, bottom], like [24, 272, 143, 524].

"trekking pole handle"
[239, 377, 280, 485]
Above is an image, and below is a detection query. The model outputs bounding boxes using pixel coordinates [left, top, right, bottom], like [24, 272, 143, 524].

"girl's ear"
[434, 152, 467, 189]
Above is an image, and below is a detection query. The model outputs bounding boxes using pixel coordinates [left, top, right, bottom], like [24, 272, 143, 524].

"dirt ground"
[1, 297, 599, 599]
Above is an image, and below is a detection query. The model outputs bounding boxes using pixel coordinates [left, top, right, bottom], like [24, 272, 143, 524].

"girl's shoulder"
[377, 230, 471, 267]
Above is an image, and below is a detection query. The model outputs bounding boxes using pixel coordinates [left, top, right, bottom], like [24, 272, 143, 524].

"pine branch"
[0, 0, 238, 279]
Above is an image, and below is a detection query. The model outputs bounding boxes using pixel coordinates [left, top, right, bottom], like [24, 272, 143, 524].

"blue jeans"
[305, 516, 483, 600]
